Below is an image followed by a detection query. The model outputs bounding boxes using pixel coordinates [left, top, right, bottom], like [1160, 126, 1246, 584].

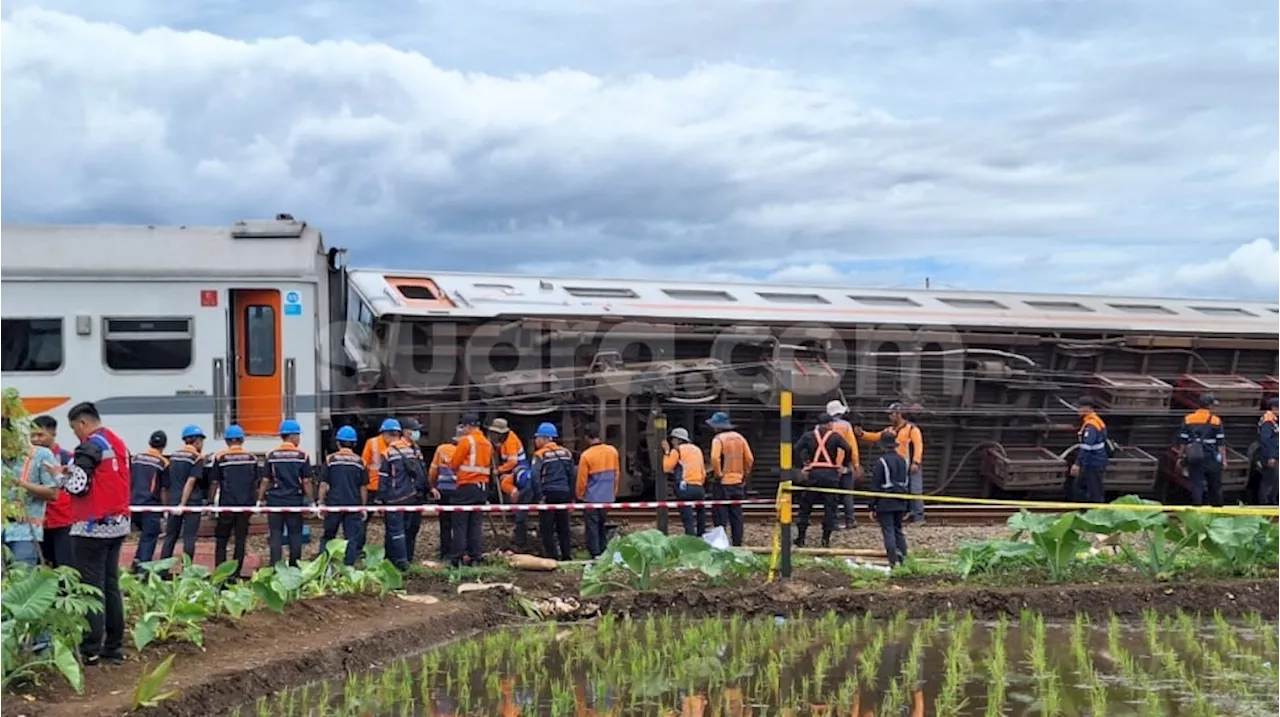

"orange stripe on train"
[18, 396, 71, 416]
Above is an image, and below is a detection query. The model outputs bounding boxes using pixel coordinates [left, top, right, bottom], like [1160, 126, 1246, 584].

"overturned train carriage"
[338, 268, 1280, 503]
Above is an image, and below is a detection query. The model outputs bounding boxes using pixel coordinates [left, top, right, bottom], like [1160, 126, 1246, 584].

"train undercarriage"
[334, 316, 1279, 503]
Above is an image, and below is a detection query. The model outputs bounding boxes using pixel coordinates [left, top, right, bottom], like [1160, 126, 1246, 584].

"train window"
[103, 316, 193, 372]
[663, 289, 737, 302]
[1192, 306, 1255, 317]
[1109, 303, 1175, 315]
[1, 318, 64, 373]
[936, 297, 1008, 310]
[757, 292, 830, 304]
[396, 285, 436, 300]
[244, 305, 277, 376]
[849, 295, 920, 307]
[1025, 300, 1094, 313]
[564, 286, 639, 299]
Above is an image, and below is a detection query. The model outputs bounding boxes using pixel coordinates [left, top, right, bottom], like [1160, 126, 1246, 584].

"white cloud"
[1, 2, 1277, 301]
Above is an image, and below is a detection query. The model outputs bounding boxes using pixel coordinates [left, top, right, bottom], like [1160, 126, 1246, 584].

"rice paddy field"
[234, 609, 1279, 717]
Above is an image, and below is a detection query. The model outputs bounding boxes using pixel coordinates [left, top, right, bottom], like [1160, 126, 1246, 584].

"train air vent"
[565, 286, 638, 299]
[1087, 374, 1174, 410]
[663, 289, 736, 302]
[757, 292, 830, 304]
[397, 285, 437, 300]
[849, 295, 920, 307]
[1025, 300, 1093, 313]
[1191, 306, 1255, 317]
[937, 297, 1007, 310]
[1109, 303, 1175, 315]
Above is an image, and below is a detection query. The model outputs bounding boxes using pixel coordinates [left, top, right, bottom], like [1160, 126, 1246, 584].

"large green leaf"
[52, 638, 83, 694]
[2, 569, 59, 622]
[252, 581, 286, 613]
[133, 614, 160, 651]
[209, 560, 240, 587]
[1007, 511, 1056, 538]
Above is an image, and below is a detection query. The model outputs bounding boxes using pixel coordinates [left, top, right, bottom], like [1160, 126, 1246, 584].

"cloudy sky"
[3, 0, 1277, 300]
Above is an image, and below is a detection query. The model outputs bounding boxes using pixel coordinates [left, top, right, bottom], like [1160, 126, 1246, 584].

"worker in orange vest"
[856, 402, 925, 524]
[448, 413, 494, 566]
[663, 427, 707, 536]
[825, 399, 862, 529]
[706, 412, 753, 546]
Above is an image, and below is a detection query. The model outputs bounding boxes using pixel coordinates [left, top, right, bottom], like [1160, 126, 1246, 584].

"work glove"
[252, 500, 264, 515]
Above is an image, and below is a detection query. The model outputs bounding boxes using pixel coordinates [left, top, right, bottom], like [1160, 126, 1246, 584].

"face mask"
[410, 430, 421, 442]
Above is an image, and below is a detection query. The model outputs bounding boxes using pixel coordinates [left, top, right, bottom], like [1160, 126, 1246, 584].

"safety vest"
[710, 431, 754, 485]
[451, 429, 493, 487]
[807, 427, 845, 470]
[68, 427, 132, 524]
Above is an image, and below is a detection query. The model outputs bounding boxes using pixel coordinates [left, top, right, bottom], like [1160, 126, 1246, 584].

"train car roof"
[0, 217, 328, 280]
[348, 268, 1280, 336]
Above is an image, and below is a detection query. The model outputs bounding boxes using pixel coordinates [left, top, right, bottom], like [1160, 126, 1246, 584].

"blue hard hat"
[706, 411, 733, 429]
[335, 425, 358, 442]
[379, 418, 402, 433]
[224, 424, 246, 440]
[534, 422, 558, 439]
[279, 419, 302, 435]
[180, 424, 206, 440]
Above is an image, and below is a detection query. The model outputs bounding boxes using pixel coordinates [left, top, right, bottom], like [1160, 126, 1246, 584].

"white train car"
[0, 216, 340, 457]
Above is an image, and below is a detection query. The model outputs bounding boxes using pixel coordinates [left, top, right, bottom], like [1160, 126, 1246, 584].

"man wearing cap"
[855, 403, 926, 524]
[128, 430, 169, 572]
[448, 413, 494, 566]
[1179, 394, 1227, 507]
[793, 413, 855, 548]
[1256, 397, 1277, 505]
[825, 400, 862, 529]
[489, 417, 534, 548]
[318, 425, 368, 565]
[663, 427, 708, 536]
[428, 426, 465, 560]
[1069, 397, 1109, 503]
[159, 424, 207, 565]
[707, 412, 754, 546]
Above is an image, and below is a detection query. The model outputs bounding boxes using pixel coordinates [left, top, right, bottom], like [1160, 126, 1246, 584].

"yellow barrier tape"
[783, 484, 1280, 518]
[766, 482, 785, 582]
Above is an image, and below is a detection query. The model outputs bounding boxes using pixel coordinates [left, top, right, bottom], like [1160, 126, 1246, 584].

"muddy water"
[242, 613, 1279, 717]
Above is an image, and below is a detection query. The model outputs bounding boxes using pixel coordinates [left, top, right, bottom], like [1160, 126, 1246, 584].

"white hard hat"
[825, 399, 848, 416]
[669, 427, 691, 442]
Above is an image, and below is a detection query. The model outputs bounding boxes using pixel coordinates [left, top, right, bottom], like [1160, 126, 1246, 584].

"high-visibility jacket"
[577, 442, 621, 502]
[862, 422, 924, 468]
[709, 430, 754, 485]
[361, 435, 390, 488]
[496, 431, 531, 496]
[429, 444, 458, 492]
[662, 443, 705, 486]
[1258, 410, 1278, 462]
[1075, 412, 1109, 469]
[799, 427, 848, 471]
[449, 428, 494, 487]
[829, 419, 860, 473]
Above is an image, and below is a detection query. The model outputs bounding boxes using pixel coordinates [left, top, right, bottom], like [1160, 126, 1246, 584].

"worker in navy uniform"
[529, 422, 576, 561]
[399, 417, 428, 564]
[159, 425, 207, 567]
[372, 418, 429, 570]
[207, 424, 261, 580]
[259, 419, 314, 567]
[870, 432, 910, 567]
[793, 414, 855, 548]
[318, 425, 368, 565]
[1069, 396, 1109, 503]
[128, 430, 169, 572]
[1257, 397, 1278, 506]
[1178, 394, 1227, 507]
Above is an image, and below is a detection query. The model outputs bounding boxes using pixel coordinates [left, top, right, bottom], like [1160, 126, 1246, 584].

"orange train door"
[232, 289, 282, 436]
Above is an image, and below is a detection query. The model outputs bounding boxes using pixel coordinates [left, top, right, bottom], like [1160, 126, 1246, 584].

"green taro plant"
[2, 564, 102, 694]
[1075, 496, 1203, 581]
[1008, 510, 1092, 582]
[580, 529, 762, 595]
[127, 556, 240, 650]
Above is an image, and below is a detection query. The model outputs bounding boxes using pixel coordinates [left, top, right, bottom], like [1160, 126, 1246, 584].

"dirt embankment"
[7, 593, 510, 717]
[12, 574, 1277, 717]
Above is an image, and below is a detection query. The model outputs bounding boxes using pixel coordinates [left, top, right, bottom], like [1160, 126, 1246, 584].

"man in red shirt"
[31, 415, 74, 567]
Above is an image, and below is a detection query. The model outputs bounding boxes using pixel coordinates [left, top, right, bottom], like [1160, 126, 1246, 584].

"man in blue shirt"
[2, 423, 60, 568]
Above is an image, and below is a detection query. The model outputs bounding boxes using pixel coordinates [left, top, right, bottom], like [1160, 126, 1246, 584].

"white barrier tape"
[128, 498, 775, 515]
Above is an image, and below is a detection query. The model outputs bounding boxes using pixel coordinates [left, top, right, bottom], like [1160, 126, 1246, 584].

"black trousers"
[678, 483, 706, 536]
[876, 510, 908, 566]
[713, 483, 746, 546]
[40, 526, 73, 568]
[584, 508, 609, 557]
[1074, 466, 1105, 503]
[404, 508, 422, 564]
[321, 511, 365, 565]
[1261, 463, 1279, 506]
[267, 513, 304, 567]
[839, 471, 857, 527]
[1188, 464, 1224, 507]
[449, 484, 486, 565]
[709, 483, 726, 527]
[437, 490, 454, 560]
[73, 536, 125, 659]
[159, 511, 200, 561]
[796, 472, 840, 546]
[539, 489, 574, 561]
[214, 513, 251, 578]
